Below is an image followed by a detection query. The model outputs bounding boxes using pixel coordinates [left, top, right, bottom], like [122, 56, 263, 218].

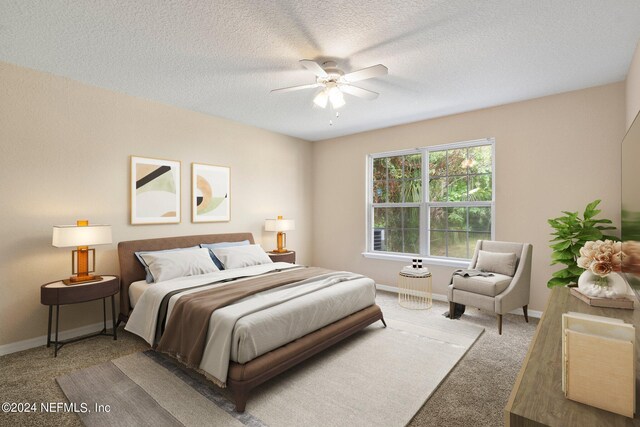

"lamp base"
[272, 231, 289, 254]
[63, 275, 103, 286]
[271, 248, 289, 253]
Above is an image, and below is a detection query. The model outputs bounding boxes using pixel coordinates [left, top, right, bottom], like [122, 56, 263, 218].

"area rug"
[57, 317, 483, 427]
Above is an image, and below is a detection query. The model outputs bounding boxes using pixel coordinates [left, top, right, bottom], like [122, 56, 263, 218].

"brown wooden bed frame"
[117, 232, 385, 412]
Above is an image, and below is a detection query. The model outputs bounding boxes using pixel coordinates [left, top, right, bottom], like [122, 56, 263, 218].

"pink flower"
[613, 241, 622, 253]
[591, 261, 613, 277]
[577, 256, 592, 269]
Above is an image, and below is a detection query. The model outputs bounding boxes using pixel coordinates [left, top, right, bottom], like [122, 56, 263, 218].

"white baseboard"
[376, 283, 542, 318]
[0, 321, 108, 356]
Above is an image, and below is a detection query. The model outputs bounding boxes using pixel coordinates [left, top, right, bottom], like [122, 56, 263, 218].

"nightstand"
[41, 275, 119, 357]
[268, 251, 296, 264]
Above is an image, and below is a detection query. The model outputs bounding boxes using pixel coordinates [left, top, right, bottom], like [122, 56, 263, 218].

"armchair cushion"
[452, 273, 512, 297]
[476, 250, 517, 277]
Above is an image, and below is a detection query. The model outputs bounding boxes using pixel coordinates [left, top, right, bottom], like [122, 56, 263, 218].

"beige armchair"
[447, 240, 533, 334]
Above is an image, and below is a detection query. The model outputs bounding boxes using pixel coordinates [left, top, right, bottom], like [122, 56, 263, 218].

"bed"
[117, 232, 385, 412]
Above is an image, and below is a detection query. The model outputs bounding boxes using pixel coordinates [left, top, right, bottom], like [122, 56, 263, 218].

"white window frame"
[363, 138, 495, 268]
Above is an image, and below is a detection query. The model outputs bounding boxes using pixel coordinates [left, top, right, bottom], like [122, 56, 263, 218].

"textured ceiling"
[1, 1, 640, 141]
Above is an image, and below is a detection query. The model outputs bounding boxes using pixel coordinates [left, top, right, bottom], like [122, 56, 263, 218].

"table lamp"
[264, 216, 295, 253]
[52, 220, 112, 285]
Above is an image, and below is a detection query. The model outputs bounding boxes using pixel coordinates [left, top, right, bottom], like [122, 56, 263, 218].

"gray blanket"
[453, 269, 494, 278]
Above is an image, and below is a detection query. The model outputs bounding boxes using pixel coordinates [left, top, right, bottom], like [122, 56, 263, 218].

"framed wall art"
[192, 163, 230, 222]
[130, 156, 181, 224]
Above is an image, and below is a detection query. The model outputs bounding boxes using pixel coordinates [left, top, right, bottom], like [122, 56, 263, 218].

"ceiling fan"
[271, 60, 388, 109]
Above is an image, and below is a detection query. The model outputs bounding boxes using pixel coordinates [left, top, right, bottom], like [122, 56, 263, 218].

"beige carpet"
[0, 291, 537, 426]
[56, 315, 483, 427]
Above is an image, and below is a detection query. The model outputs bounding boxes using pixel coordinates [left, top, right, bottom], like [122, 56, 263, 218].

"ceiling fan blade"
[299, 59, 328, 78]
[339, 84, 379, 100]
[270, 83, 321, 94]
[342, 64, 388, 83]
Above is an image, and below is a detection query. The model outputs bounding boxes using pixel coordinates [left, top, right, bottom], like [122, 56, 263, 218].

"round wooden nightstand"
[41, 275, 119, 357]
[268, 251, 296, 264]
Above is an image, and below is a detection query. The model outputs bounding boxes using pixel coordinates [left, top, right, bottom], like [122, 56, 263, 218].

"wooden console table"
[505, 287, 639, 426]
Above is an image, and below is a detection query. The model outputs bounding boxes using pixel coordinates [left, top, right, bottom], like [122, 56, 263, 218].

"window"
[367, 139, 494, 263]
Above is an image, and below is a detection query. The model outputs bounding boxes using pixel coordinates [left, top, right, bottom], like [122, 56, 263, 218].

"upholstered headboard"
[117, 232, 255, 319]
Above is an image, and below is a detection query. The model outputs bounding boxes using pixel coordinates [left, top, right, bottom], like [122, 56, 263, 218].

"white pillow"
[211, 244, 273, 269]
[476, 250, 517, 277]
[138, 248, 219, 283]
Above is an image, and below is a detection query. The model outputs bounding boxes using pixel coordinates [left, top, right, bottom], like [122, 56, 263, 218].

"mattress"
[129, 280, 151, 308]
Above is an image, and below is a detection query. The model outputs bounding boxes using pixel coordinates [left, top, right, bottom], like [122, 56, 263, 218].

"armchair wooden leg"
[449, 302, 455, 319]
[523, 305, 529, 323]
[498, 314, 503, 335]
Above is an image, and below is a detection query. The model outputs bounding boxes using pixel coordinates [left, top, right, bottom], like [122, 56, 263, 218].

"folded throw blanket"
[453, 269, 495, 278]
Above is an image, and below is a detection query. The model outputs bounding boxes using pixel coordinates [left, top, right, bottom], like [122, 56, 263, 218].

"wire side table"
[398, 272, 432, 310]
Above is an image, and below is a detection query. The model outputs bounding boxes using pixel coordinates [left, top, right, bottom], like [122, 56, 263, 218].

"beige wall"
[0, 61, 313, 347]
[311, 83, 625, 312]
[0, 59, 628, 347]
[627, 41, 640, 130]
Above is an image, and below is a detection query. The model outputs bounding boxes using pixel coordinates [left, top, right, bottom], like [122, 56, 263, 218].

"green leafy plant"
[547, 200, 618, 288]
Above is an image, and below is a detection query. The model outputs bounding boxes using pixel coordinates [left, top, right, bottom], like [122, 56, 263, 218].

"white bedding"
[129, 280, 151, 308]
[227, 276, 375, 363]
[200, 270, 372, 384]
[126, 263, 299, 345]
[125, 263, 377, 386]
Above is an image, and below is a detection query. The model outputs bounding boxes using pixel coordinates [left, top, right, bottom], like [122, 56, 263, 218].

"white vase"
[577, 270, 627, 298]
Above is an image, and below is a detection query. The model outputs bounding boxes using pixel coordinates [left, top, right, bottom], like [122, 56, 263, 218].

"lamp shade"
[52, 225, 112, 247]
[264, 218, 295, 232]
[313, 90, 328, 109]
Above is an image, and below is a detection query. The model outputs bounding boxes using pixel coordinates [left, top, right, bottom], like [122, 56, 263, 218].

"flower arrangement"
[577, 240, 623, 279]
[576, 240, 632, 297]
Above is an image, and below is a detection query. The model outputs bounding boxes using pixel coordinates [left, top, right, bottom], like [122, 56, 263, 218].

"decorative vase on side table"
[571, 239, 635, 308]
[577, 270, 628, 298]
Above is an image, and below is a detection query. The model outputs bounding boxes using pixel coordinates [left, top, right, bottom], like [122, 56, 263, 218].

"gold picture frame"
[192, 163, 230, 223]
[130, 156, 181, 225]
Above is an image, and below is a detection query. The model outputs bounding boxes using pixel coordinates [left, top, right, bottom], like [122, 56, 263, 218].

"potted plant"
[547, 200, 618, 288]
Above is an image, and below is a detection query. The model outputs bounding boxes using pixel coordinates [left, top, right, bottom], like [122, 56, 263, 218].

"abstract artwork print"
[130, 156, 181, 224]
[192, 163, 230, 222]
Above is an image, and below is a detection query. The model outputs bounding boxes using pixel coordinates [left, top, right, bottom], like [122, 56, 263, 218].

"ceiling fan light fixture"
[272, 59, 387, 113]
[328, 86, 345, 109]
[313, 89, 329, 108]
